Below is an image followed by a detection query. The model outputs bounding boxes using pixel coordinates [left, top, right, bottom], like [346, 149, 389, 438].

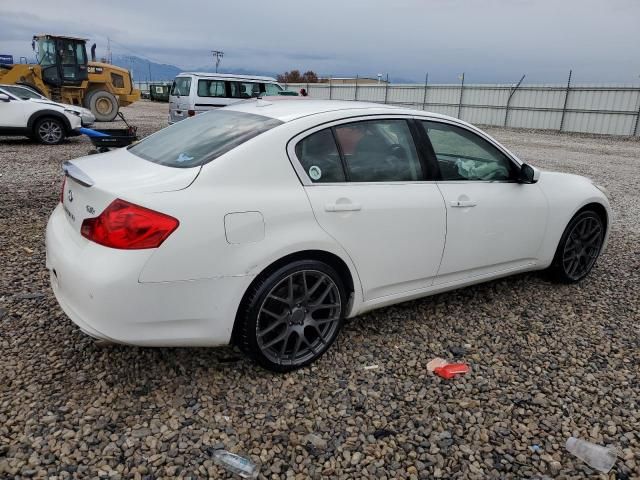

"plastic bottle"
[565, 437, 617, 473]
[212, 450, 259, 478]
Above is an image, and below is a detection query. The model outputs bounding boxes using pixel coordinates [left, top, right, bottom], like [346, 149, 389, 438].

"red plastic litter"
[433, 363, 470, 379]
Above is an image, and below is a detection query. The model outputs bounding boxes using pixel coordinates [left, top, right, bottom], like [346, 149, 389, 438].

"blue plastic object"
[80, 127, 110, 138]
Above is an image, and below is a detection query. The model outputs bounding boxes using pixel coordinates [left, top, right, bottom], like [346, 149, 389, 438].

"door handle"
[325, 202, 362, 212]
[450, 200, 477, 208]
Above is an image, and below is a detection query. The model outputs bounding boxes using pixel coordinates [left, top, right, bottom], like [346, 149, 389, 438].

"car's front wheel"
[236, 260, 346, 372]
[549, 209, 605, 283]
[34, 117, 66, 145]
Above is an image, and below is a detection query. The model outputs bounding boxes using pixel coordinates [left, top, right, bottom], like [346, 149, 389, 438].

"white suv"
[0, 84, 87, 144]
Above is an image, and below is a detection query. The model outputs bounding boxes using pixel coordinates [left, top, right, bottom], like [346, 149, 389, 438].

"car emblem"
[68, 189, 73, 202]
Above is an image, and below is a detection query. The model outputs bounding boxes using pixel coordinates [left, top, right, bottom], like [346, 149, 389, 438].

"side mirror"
[518, 163, 537, 184]
[0, 93, 10, 102]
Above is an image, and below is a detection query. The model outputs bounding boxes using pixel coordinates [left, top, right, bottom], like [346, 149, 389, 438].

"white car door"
[289, 117, 447, 301]
[0, 93, 27, 127]
[419, 119, 548, 284]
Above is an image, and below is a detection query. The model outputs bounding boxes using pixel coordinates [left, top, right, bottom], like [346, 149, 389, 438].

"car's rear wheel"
[236, 260, 346, 372]
[549, 209, 605, 283]
[34, 117, 66, 145]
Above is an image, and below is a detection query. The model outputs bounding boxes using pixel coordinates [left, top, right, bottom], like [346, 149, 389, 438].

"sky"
[1, 0, 640, 84]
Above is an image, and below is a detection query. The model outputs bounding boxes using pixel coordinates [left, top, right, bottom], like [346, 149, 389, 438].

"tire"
[88, 90, 118, 122]
[33, 117, 66, 145]
[548, 209, 605, 283]
[83, 90, 96, 109]
[235, 260, 347, 372]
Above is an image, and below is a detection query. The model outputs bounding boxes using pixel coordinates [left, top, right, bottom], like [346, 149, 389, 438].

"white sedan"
[46, 100, 610, 371]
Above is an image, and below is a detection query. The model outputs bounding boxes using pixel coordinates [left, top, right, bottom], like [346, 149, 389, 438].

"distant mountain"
[110, 55, 182, 82]
[109, 55, 417, 83]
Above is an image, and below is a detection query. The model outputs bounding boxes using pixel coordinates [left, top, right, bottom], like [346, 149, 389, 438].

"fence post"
[633, 91, 640, 136]
[504, 74, 526, 127]
[559, 69, 572, 131]
[329, 77, 332, 100]
[457, 72, 465, 119]
[354, 75, 359, 101]
[422, 73, 429, 111]
[306, 81, 309, 96]
[384, 74, 389, 104]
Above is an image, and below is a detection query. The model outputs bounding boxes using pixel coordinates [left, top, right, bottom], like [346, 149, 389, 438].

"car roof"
[223, 98, 460, 123]
[178, 72, 278, 82]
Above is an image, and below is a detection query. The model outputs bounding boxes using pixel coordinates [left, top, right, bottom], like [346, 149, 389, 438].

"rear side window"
[295, 129, 345, 183]
[197, 79, 225, 97]
[171, 77, 191, 96]
[129, 110, 282, 168]
[334, 119, 422, 182]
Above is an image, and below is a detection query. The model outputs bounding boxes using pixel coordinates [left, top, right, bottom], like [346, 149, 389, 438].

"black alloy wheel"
[236, 260, 346, 372]
[551, 210, 605, 283]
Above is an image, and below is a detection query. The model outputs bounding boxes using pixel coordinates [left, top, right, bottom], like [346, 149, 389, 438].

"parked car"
[0, 85, 85, 144]
[168, 72, 287, 124]
[46, 100, 611, 371]
[0, 84, 95, 126]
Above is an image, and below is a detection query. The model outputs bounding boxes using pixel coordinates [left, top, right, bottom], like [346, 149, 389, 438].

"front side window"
[334, 119, 422, 182]
[422, 121, 515, 181]
[171, 77, 191, 96]
[229, 81, 261, 98]
[295, 129, 345, 183]
[197, 79, 225, 97]
[129, 110, 282, 168]
[264, 83, 284, 96]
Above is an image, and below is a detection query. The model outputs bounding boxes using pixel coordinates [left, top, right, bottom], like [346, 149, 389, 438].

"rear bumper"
[46, 204, 251, 346]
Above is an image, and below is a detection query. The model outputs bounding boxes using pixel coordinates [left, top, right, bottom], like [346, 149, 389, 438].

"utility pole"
[212, 50, 224, 73]
[107, 37, 112, 64]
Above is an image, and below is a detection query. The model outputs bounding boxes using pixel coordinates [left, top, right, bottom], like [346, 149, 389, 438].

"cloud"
[1, 0, 639, 83]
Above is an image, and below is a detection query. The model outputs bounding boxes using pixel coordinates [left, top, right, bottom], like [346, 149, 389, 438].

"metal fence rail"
[284, 79, 640, 136]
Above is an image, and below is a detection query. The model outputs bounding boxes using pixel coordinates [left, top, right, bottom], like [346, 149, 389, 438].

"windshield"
[1, 86, 44, 100]
[129, 109, 283, 168]
[170, 77, 191, 96]
[36, 38, 57, 66]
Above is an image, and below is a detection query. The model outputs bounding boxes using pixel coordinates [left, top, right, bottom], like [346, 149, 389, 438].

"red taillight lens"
[187, 109, 195, 117]
[60, 176, 66, 203]
[81, 199, 179, 249]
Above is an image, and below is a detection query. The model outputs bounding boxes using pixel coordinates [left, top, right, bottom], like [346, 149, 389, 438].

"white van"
[168, 72, 287, 124]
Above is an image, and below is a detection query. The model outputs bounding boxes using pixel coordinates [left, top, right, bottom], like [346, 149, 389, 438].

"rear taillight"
[60, 176, 66, 203]
[81, 199, 179, 249]
[187, 109, 195, 117]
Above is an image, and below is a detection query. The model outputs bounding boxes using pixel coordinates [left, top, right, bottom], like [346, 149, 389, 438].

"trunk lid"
[61, 148, 199, 233]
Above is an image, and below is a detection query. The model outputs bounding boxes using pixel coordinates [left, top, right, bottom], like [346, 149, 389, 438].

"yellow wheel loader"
[0, 34, 140, 121]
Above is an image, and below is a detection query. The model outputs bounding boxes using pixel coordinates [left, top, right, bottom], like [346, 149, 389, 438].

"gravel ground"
[1, 100, 639, 479]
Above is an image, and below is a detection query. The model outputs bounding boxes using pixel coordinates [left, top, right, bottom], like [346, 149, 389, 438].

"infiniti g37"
[46, 100, 610, 371]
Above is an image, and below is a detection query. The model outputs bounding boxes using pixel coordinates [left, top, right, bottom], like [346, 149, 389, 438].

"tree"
[277, 70, 320, 83]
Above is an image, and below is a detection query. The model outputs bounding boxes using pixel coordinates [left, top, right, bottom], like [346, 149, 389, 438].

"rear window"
[171, 77, 191, 96]
[128, 109, 283, 168]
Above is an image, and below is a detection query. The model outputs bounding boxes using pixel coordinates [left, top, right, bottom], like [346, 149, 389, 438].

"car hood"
[29, 98, 92, 115]
[68, 147, 201, 194]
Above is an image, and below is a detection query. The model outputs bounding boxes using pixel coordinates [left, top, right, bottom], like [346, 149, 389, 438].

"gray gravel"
[1, 101, 639, 479]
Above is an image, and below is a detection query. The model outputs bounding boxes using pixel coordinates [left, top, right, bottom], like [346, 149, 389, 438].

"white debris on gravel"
[1, 101, 639, 478]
